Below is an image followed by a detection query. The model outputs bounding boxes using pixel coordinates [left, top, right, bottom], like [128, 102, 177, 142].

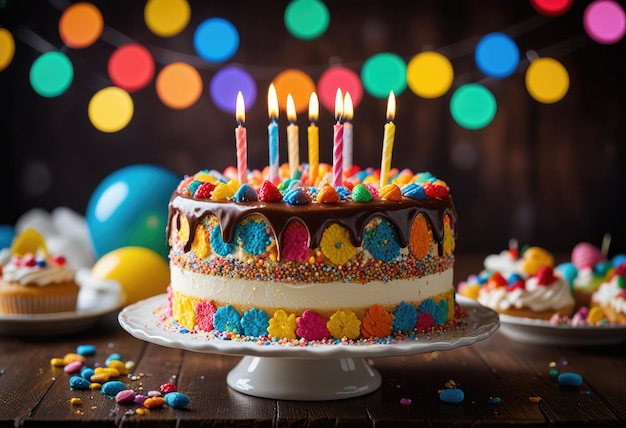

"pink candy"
[63, 360, 84, 374]
[115, 389, 136, 404]
[571, 242, 605, 270]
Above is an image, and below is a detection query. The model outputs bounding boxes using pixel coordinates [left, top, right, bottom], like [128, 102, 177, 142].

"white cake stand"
[118, 295, 499, 401]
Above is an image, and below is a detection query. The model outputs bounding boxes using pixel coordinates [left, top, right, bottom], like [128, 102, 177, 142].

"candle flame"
[268, 83, 279, 119]
[236, 91, 245, 124]
[286, 94, 297, 122]
[386, 91, 396, 121]
[334, 88, 343, 121]
[308, 92, 319, 122]
[343, 92, 353, 121]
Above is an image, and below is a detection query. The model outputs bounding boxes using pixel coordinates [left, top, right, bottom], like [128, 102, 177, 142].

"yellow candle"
[286, 94, 299, 179]
[380, 91, 396, 188]
[307, 92, 319, 186]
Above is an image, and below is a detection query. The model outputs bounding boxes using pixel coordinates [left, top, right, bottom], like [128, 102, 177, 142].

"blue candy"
[101, 381, 127, 396]
[80, 367, 95, 380]
[557, 372, 583, 387]
[164, 392, 190, 409]
[76, 344, 96, 356]
[105, 353, 123, 366]
[69, 376, 91, 390]
[439, 388, 464, 404]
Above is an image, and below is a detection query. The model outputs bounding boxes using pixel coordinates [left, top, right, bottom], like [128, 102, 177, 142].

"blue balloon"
[0, 225, 16, 250]
[86, 165, 180, 260]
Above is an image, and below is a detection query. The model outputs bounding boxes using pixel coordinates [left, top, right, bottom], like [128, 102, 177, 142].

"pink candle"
[332, 88, 344, 188]
[235, 91, 247, 185]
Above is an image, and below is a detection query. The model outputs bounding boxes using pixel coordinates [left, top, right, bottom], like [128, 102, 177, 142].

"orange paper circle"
[156, 62, 202, 109]
[58, 2, 104, 49]
[272, 69, 316, 114]
[0, 28, 16, 71]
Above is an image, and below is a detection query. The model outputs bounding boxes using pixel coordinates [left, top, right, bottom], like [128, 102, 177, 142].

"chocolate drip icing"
[167, 192, 456, 254]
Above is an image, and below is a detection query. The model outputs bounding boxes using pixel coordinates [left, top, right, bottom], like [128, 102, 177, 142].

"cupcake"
[590, 263, 626, 324]
[569, 242, 609, 308]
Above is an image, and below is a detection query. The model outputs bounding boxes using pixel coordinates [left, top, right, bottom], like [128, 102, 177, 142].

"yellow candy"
[70, 398, 82, 406]
[212, 182, 235, 201]
[519, 247, 554, 275]
[588, 306, 607, 324]
[107, 360, 128, 376]
[89, 383, 101, 390]
[10, 228, 48, 256]
[63, 353, 85, 365]
[50, 358, 65, 367]
[90, 373, 110, 384]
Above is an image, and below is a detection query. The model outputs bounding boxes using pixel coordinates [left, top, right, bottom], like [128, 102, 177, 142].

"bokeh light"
[284, 0, 330, 40]
[361, 52, 407, 98]
[58, 2, 103, 49]
[108, 44, 155, 92]
[450, 83, 497, 130]
[88, 86, 134, 133]
[583, 0, 626, 45]
[272, 69, 316, 113]
[525, 57, 569, 103]
[144, 0, 191, 37]
[475, 32, 520, 78]
[530, 0, 574, 17]
[194, 17, 239, 63]
[317, 67, 363, 112]
[156, 62, 203, 109]
[0, 28, 15, 71]
[210, 66, 257, 114]
[29, 51, 74, 98]
[406, 51, 453, 99]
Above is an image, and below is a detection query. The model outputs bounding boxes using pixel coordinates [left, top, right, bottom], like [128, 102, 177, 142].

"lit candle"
[332, 88, 344, 188]
[267, 84, 280, 184]
[379, 91, 396, 188]
[286, 94, 299, 179]
[307, 92, 319, 186]
[235, 91, 247, 185]
[343, 92, 354, 173]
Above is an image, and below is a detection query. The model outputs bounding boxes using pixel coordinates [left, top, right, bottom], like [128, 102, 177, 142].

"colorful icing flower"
[281, 221, 311, 262]
[241, 308, 270, 337]
[267, 310, 297, 339]
[258, 180, 282, 202]
[393, 302, 417, 333]
[362, 183, 379, 199]
[417, 312, 435, 331]
[436, 299, 448, 326]
[191, 224, 211, 258]
[316, 184, 340, 204]
[419, 298, 437, 319]
[327, 310, 361, 340]
[188, 180, 202, 196]
[172, 293, 199, 331]
[361, 304, 394, 338]
[409, 214, 431, 260]
[213, 304, 242, 334]
[351, 184, 373, 203]
[194, 181, 216, 199]
[195, 300, 217, 332]
[235, 215, 273, 256]
[379, 183, 402, 201]
[283, 188, 311, 205]
[210, 224, 233, 257]
[364, 218, 400, 262]
[442, 216, 455, 255]
[296, 310, 330, 340]
[176, 175, 194, 195]
[234, 183, 258, 202]
[402, 183, 426, 200]
[320, 223, 357, 265]
[336, 186, 350, 200]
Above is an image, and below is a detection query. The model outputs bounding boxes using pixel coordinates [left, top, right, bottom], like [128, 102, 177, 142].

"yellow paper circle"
[407, 51, 454, 99]
[0, 28, 15, 71]
[88, 86, 134, 132]
[525, 57, 569, 104]
[144, 0, 191, 37]
[272, 69, 316, 114]
[156, 62, 202, 109]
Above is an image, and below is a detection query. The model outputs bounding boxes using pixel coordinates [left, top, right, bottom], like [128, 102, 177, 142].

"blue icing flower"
[234, 183, 258, 202]
[402, 183, 425, 200]
[241, 308, 270, 337]
[336, 186, 350, 200]
[210, 224, 233, 256]
[283, 188, 311, 205]
[393, 302, 417, 333]
[188, 180, 202, 195]
[214, 304, 242, 334]
[435, 299, 448, 326]
[364, 219, 400, 262]
[306, 186, 318, 199]
[235, 217, 272, 255]
[418, 298, 437, 319]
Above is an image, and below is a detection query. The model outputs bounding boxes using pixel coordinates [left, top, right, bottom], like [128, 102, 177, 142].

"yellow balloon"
[525, 57, 569, 104]
[407, 51, 454, 99]
[91, 246, 170, 305]
[0, 28, 15, 71]
[88, 86, 134, 133]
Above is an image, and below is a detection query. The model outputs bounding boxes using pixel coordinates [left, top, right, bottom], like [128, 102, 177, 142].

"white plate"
[118, 294, 500, 359]
[0, 286, 123, 336]
[499, 314, 626, 346]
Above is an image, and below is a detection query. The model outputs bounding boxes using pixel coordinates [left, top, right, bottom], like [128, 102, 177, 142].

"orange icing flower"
[379, 184, 402, 201]
[409, 214, 431, 260]
[327, 310, 361, 340]
[191, 223, 211, 258]
[360, 304, 394, 338]
[320, 223, 357, 265]
[267, 310, 297, 339]
[316, 184, 340, 204]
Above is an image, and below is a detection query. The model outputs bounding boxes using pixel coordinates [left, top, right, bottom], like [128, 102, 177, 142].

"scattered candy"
[101, 381, 127, 396]
[529, 396, 542, 404]
[164, 392, 190, 409]
[134, 394, 148, 405]
[399, 397, 411, 406]
[76, 345, 96, 356]
[63, 353, 85, 365]
[488, 396, 502, 404]
[143, 396, 166, 409]
[63, 360, 84, 374]
[160, 382, 177, 395]
[557, 372, 583, 387]
[89, 383, 101, 390]
[439, 388, 464, 404]
[69, 376, 91, 390]
[107, 360, 128, 375]
[80, 367, 95, 381]
[148, 390, 162, 397]
[115, 389, 136, 404]
[70, 398, 82, 406]
[50, 358, 65, 367]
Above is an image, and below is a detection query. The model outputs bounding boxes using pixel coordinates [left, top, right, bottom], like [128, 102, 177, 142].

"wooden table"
[2, 255, 626, 427]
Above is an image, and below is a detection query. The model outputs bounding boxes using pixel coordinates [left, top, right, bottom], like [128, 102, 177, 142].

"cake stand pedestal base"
[226, 355, 382, 401]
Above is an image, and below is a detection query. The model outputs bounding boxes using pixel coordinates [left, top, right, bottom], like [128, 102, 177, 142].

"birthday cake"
[166, 165, 458, 341]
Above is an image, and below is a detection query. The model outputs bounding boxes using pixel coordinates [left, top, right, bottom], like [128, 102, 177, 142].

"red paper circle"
[530, 0, 573, 17]
[317, 67, 363, 113]
[108, 44, 155, 92]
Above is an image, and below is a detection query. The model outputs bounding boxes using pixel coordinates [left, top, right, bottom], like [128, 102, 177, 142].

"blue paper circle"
[194, 17, 239, 63]
[209, 66, 257, 113]
[85, 164, 180, 260]
[475, 32, 519, 79]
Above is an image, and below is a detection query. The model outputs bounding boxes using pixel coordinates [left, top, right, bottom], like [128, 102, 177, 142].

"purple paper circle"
[209, 66, 257, 114]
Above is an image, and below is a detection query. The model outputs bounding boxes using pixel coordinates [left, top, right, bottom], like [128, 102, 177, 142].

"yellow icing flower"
[194, 171, 216, 182]
[409, 214, 431, 260]
[212, 182, 236, 201]
[442, 217, 455, 256]
[327, 310, 361, 340]
[172, 292, 200, 330]
[267, 310, 297, 339]
[191, 223, 211, 258]
[177, 214, 190, 247]
[320, 223, 357, 265]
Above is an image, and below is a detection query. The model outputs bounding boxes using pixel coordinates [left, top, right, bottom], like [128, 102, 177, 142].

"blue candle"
[268, 84, 280, 184]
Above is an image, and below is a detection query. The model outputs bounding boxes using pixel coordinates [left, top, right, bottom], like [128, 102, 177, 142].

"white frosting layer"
[592, 278, 626, 315]
[2, 261, 74, 286]
[171, 266, 454, 311]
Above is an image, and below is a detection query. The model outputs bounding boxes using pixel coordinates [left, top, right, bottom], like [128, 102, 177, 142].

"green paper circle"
[284, 0, 329, 40]
[361, 52, 406, 99]
[450, 83, 497, 130]
[29, 52, 74, 98]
